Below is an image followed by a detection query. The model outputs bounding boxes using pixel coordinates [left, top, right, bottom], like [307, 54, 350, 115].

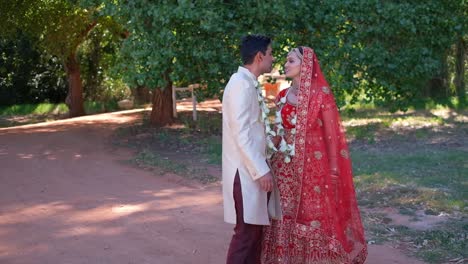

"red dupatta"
[292, 47, 367, 262]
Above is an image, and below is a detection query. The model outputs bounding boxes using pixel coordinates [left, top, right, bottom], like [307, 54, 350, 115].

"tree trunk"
[65, 53, 85, 117]
[132, 86, 152, 105]
[85, 31, 102, 101]
[454, 38, 466, 107]
[427, 52, 450, 99]
[150, 83, 174, 127]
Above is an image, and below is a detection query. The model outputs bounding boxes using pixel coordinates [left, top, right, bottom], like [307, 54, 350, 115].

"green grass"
[134, 149, 189, 175]
[0, 100, 124, 128]
[0, 100, 120, 117]
[353, 149, 467, 213]
[199, 136, 222, 164]
[113, 107, 467, 264]
[0, 103, 68, 116]
[363, 213, 467, 263]
[111, 111, 222, 183]
[411, 221, 467, 263]
[343, 96, 465, 112]
[84, 100, 119, 114]
[133, 149, 217, 183]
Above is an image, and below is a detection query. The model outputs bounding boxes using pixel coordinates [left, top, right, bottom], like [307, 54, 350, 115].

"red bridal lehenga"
[261, 47, 367, 264]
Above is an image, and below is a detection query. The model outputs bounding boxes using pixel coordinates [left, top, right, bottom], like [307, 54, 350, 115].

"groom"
[222, 34, 275, 264]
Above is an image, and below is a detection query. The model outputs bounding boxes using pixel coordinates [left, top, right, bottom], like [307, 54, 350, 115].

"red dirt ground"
[0, 109, 426, 264]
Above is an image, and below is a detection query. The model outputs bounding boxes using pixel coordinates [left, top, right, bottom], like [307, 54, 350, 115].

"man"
[222, 34, 275, 264]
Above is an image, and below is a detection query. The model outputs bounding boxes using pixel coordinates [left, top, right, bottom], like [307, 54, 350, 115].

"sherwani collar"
[238, 66, 259, 87]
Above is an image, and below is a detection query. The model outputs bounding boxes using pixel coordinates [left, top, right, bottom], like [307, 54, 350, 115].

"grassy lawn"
[112, 111, 222, 184]
[4, 101, 464, 263]
[0, 101, 120, 127]
[112, 106, 467, 264]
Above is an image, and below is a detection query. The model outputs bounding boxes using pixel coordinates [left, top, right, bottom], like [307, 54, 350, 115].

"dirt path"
[0, 110, 426, 264]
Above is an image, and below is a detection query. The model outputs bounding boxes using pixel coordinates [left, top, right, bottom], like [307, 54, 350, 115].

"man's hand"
[258, 171, 273, 192]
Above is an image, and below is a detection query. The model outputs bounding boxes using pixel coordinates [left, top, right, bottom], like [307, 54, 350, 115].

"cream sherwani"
[222, 66, 270, 225]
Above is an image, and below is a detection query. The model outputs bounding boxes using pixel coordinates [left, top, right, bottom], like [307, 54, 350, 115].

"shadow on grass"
[112, 111, 222, 184]
[111, 108, 467, 264]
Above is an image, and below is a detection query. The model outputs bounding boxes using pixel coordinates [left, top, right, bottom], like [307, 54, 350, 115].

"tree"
[283, 0, 464, 110]
[0, 0, 126, 117]
[79, 24, 131, 105]
[93, 0, 465, 123]
[94, 0, 288, 126]
[452, 1, 467, 107]
[1, 1, 97, 116]
[0, 33, 67, 106]
[454, 38, 466, 107]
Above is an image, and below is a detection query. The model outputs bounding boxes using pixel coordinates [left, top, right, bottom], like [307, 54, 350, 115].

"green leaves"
[92, 0, 464, 109]
[1, 1, 97, 59]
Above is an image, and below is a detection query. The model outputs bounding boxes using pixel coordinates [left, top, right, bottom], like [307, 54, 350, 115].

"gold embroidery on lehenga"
[261, 48, 367, 264]
[310, 220, 321, 228]
[314, 186, 321, 193]
[314, 151, 322, 160]
[317, 118, 323, 127]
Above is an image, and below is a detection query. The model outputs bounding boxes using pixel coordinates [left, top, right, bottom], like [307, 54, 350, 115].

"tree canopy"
[96, 1, 465, 112]
[1, 0, 466, 122]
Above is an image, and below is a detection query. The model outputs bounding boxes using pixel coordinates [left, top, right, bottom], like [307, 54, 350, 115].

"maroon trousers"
[226, 172, 263, 264]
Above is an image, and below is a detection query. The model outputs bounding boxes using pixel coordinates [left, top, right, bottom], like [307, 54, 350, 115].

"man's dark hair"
[240, 34, 272, 65]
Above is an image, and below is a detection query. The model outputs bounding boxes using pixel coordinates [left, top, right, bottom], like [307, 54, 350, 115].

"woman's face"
[284, 51, 302, 79]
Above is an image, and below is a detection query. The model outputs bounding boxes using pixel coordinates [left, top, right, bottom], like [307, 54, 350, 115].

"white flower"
[267, 137, 277, 151]
[276, 127, 283, 136]
[291, 116, 297, 125]
[255, 85, 296, 158]
[275, 115, 282, 123]
[279, 139, 288, 152]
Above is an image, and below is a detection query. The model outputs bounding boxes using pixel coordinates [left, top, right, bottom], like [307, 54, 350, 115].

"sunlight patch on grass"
[342, 118, 384, 127]
[353, 149, 467, 213]
[389, 116, 445, 130]
[0, 103, 68, 116]
[114, 108, 466, 263]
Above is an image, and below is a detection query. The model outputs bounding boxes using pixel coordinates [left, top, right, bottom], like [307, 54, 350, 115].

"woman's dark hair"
[240, 34, 272, 65]
[297, 46, 303, 55]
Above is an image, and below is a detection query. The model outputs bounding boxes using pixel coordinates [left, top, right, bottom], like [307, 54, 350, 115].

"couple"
[222, 34, 367, 264]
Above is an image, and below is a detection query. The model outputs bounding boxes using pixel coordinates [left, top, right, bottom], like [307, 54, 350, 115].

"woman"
[261, 47, 367, 264]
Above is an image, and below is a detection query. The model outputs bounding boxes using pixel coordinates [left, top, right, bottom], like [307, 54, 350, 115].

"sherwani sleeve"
[225, 79, 270, 180]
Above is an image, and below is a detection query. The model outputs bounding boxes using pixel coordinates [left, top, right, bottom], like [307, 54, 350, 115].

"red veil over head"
[291, 47, 367, 262]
